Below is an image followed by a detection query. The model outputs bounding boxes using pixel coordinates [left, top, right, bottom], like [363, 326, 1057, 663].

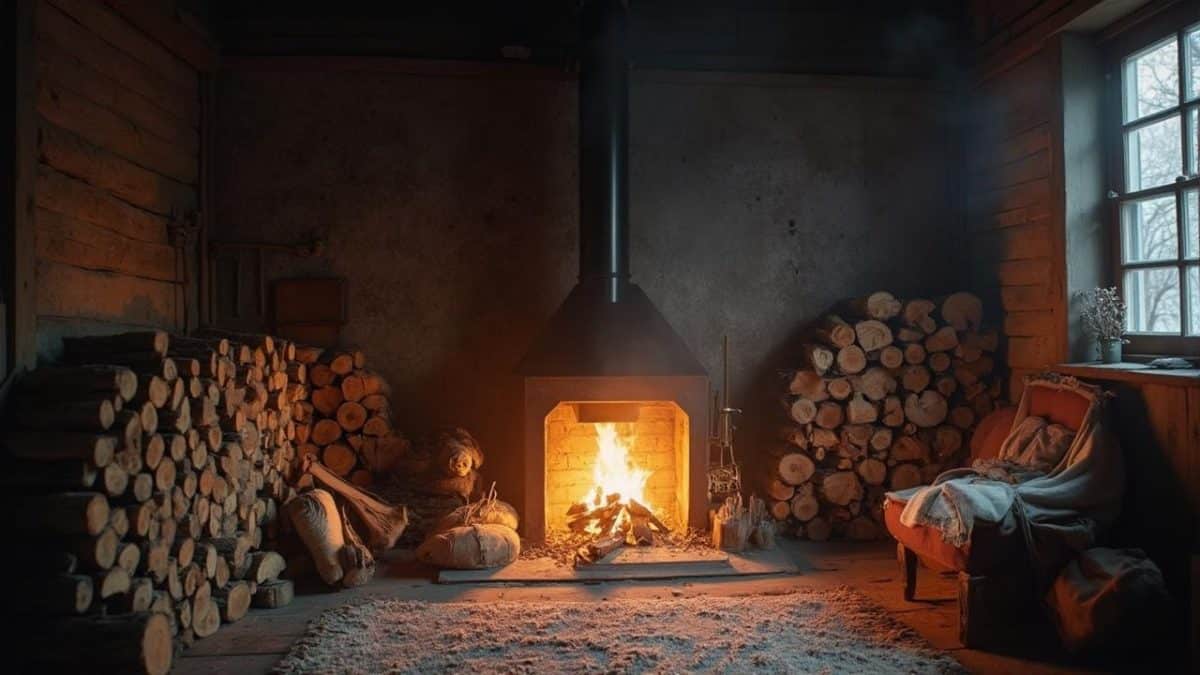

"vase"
[1099, 339, 1122, 364]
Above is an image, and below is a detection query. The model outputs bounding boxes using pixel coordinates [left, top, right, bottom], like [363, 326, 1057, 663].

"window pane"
[1126, 115, 1182, 190]
[1124, 36, 1179, 121]
[1191, 107, 1199, 174]
[1189, 266, 1199, 335]
[1187, 189, 1199, 259]
[1125, 267, 1181, 333]
[1188, 27, 1200, 101]
[1122, 194, 1179, 262]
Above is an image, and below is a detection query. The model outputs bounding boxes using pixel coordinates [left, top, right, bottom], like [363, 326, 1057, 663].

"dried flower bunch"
[1076, 287, 1126, 342]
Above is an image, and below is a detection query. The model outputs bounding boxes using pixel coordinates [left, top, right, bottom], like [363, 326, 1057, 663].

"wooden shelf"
[1055, 362, 1200, 387]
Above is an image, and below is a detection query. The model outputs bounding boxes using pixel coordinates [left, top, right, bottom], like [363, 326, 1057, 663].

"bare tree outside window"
[1116, 24, 1200, 346]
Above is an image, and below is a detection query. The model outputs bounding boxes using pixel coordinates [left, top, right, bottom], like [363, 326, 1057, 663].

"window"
[1113, 19, 1200, 353]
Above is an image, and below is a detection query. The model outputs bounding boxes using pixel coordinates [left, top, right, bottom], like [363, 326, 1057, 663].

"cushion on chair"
[969, 406, 1017, 462]
[1027, 385, 1089, 432]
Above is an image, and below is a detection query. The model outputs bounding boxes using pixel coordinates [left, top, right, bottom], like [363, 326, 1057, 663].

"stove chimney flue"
[579, 0, 629, 303]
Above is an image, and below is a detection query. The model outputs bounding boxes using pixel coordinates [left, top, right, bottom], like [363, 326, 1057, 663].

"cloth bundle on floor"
[285, 489, 376, 588]
[417, 484, 521, 569]
[417, 524, 520, 569]
[1046, 547, 1169, 654]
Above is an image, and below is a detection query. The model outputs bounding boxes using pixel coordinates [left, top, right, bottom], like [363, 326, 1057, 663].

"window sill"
[1055, 362, 1200, 386]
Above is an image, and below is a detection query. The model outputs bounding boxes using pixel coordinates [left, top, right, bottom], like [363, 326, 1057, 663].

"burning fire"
[565, 422, 669, 552]
[582, 423, 649, 512]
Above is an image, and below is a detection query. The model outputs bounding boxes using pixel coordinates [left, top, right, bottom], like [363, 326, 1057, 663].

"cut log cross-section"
[814, 402, 845, 430]
[814, 315, 856, 349]
[826, 377, 853, 400]
[39, 612, 173, 675]
[924, 326, 959, 353]
[790, 492, 819, 522]
[901, 365, 931, 393]
[846, 395, 878, 425]
[879, 345, 904, 369]
[848, 291, 901, 321]
[854, 320, 893, 352]
[856, 458, 887, 486]
[787, 396, 816, 422]
[901, 299, 936, 331]
[787, 370, 828, 401]
[857, 367, 896, 401]
[904, 391, 948, 428]
[902, 342, 926, 365]
[821, 471, 863, 506]
[836, 345, 867, 375]
[799, 344, 835, 375]
[940, 292, 983, 331]
[766, 478, 795, 502]
[891, 435, 930, 462]
[777, 453, 815, 486]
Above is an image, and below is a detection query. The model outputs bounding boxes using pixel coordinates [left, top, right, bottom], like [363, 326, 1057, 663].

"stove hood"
[517, 0, 705, 379]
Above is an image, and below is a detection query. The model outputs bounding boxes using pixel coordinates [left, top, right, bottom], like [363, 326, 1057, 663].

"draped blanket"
[890, 374, 1125, 577]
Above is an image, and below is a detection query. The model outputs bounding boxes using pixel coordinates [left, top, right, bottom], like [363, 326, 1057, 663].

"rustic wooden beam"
[7, 0, 38, 373]
[974, 0, 1104, 83]
[100, 0, 218, 74]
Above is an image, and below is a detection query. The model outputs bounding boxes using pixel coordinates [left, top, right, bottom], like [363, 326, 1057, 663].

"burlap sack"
[416, 524, 520, 569]
[284, 490, 344, 585]
[432, 499, 520, 535]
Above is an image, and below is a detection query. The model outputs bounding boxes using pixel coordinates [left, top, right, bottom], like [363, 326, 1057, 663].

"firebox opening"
[544, 401, 689, 534]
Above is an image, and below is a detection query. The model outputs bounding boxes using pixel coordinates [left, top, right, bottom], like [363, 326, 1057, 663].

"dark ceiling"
[206, 1, 970, 79]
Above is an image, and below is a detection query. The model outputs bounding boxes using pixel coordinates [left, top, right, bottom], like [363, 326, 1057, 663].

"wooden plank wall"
[967, 45, 1065, 401]
[31, 0, 199, 360]
[1105, 377, 1200, 608]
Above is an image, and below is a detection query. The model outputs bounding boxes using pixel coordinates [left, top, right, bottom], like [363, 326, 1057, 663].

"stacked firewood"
[770, 291, 1003, 542]
[4, 329, 306, 673]
[292, 347, 409, 488]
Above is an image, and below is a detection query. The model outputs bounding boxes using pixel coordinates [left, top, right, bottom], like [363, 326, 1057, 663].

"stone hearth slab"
[435, 547, 797, 584]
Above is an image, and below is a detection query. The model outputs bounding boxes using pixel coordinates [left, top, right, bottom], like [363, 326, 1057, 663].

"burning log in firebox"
[568, 492, 671, 565]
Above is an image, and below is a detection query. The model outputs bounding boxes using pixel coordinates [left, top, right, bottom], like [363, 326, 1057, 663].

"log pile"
[770, 292, 1003, 541]
[292, 347, 410, 488]
[4, 329, 305, 672]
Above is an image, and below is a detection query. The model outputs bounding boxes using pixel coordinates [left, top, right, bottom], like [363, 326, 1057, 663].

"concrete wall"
[213, 61, 964, 504]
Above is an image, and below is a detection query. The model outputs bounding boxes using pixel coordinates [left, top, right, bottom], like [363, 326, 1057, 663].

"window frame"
[1103, 3, 1200, 357]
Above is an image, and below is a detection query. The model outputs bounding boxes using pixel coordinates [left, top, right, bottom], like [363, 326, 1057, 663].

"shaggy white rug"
[275, 587, 964, 674]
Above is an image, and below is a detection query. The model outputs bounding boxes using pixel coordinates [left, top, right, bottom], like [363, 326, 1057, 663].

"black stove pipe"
[578, 0, 629, 303]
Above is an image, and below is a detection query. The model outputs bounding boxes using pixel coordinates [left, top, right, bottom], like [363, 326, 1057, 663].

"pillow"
[970, 406, 1017, 462]
[1027, 385, 1090, 432]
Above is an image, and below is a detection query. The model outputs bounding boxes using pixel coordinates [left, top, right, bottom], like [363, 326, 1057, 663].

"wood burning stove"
[517, 0, 709, 543]
[520, 354, 709, 544]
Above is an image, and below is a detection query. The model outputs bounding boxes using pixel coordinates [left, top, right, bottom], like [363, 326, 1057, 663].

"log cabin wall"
[965, 0, 1200, 606]
[966, 10, 1066, 402]
[29, 0, 205, 362]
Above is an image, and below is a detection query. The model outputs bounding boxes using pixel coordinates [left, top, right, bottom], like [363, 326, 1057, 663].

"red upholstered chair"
[883, 380, 1094, 647]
